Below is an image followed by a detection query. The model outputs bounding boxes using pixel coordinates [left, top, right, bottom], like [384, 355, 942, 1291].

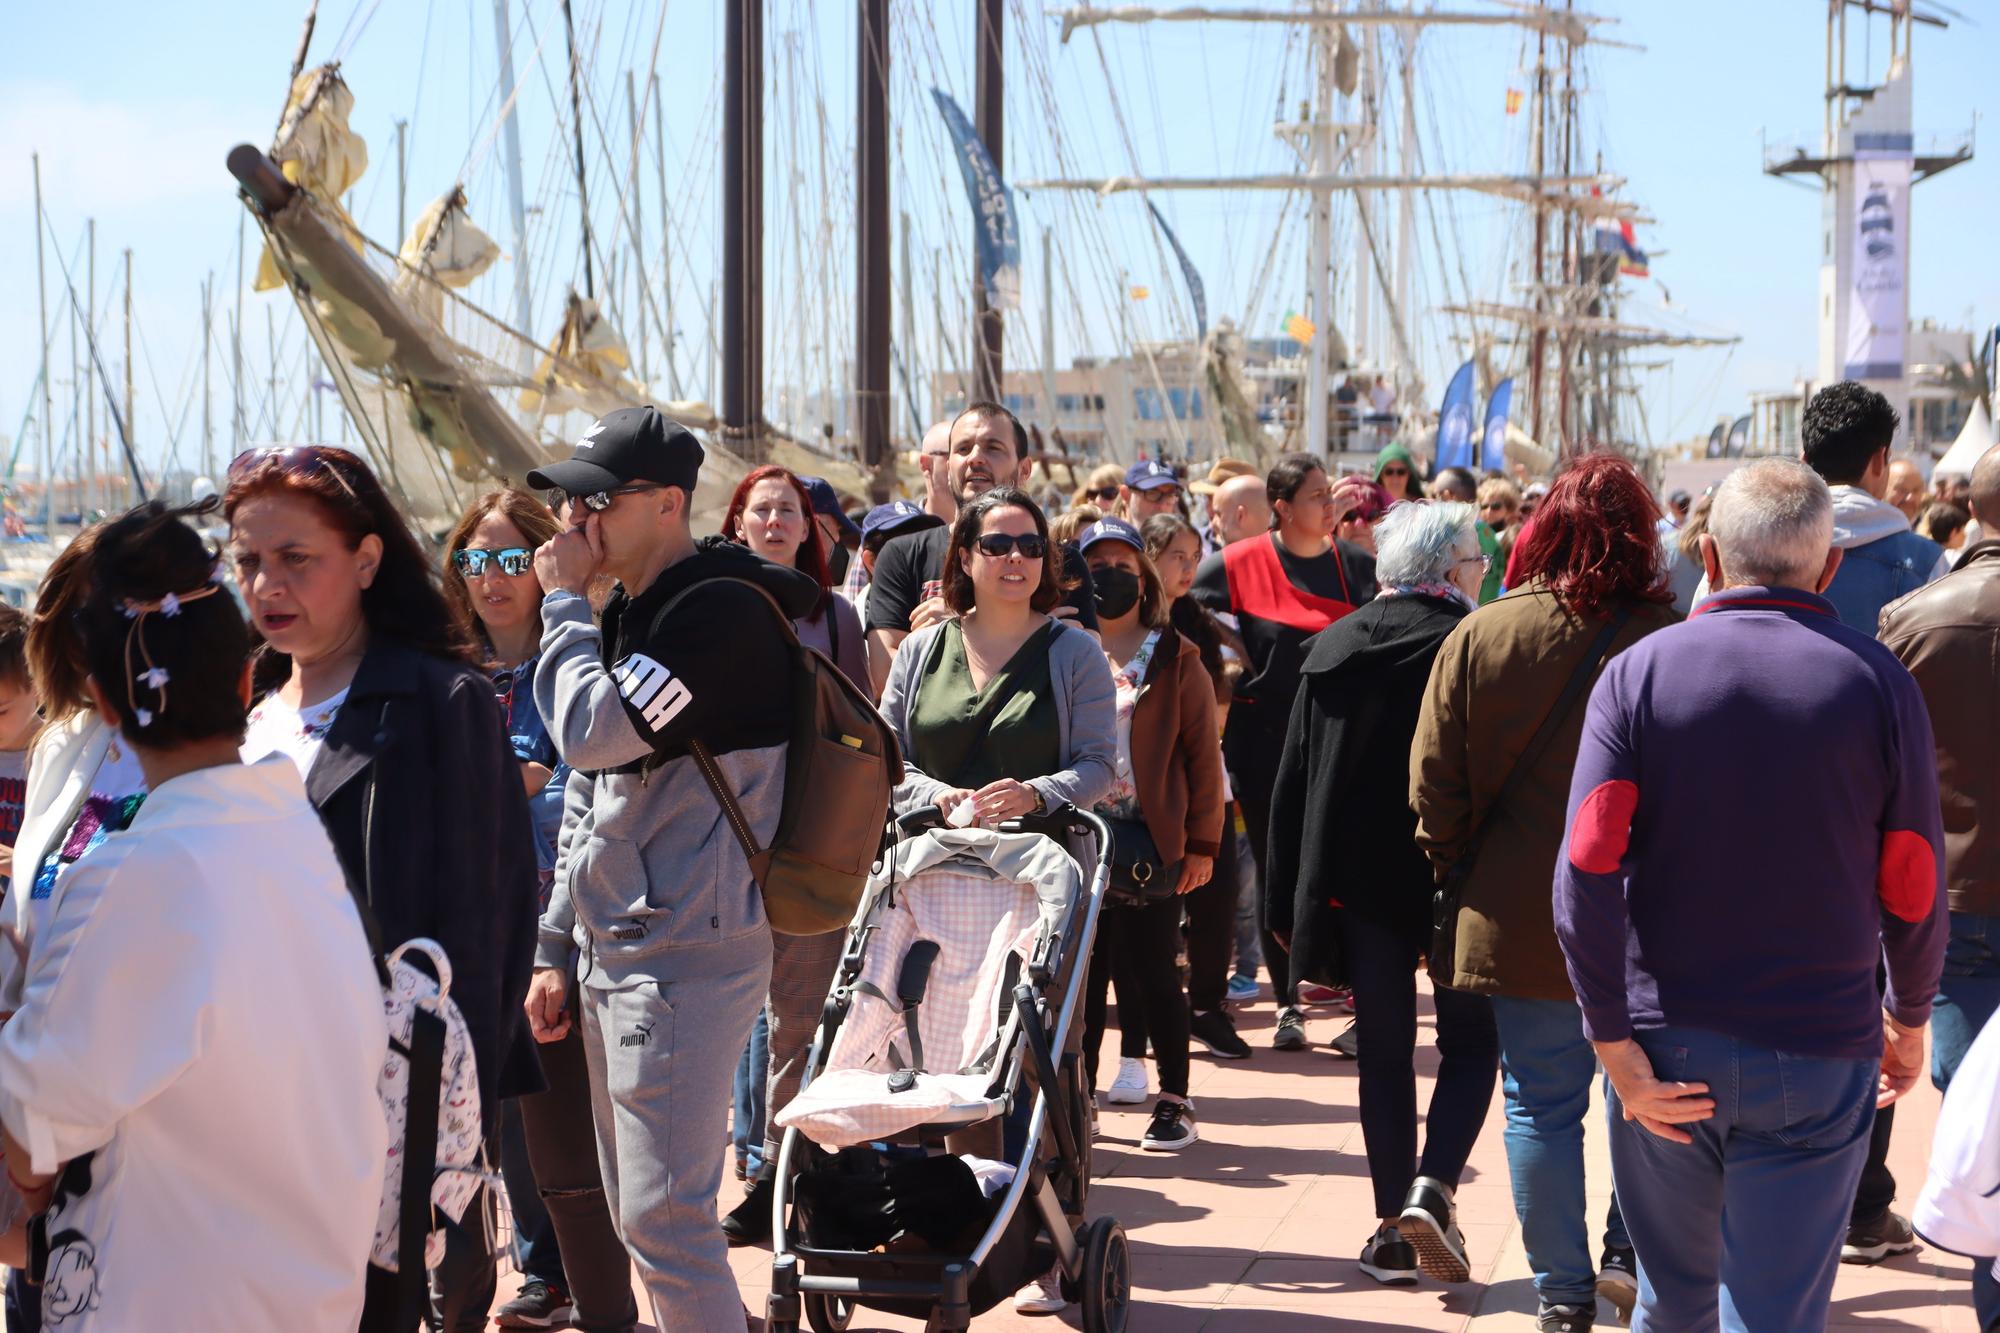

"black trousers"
[1083, 894, 1192, 1099]
[520, 1022, 640, 1331]
[1344, 911, 1500, 1219]
[1851, 962, 1896, 1226]
[1183, 816, 1243, 1014]
[1225, 721, 1294, 1007]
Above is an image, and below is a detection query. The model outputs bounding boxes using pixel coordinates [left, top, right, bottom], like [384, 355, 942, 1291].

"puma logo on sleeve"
[613, 653, 693, 732]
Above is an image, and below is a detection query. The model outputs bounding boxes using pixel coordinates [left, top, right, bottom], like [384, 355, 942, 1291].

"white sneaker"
[1104, 1056, 1149, 1105]
[1013, 1265, 1068, 1315]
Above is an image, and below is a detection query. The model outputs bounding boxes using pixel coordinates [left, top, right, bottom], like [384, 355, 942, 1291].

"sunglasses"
[563, 483, 661, 513]
[1381, 467, 1411, 478]
[973, 532, 1048, 560]
[454, 547, 534, 578]
[228, 445, 365, 500]
[1086, 487, 1120, 502]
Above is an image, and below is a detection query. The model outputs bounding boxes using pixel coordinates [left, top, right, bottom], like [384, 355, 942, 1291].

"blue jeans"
[1608, 1026, 1876, 1333]
[1933, 913, 2000, 1331]
[1935, 913, 2000, 1092]
[1230, 828, 1263, 981]
[732, 1008, 770, 1179]
[1490, 995, 1629, 1305]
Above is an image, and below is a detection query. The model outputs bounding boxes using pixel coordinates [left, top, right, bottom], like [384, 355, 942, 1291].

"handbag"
[1103, 813, 1181, 905]
[1428, 607, 1632, 988]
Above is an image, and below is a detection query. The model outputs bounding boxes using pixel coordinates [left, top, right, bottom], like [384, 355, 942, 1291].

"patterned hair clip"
[121, 583, 223, 728]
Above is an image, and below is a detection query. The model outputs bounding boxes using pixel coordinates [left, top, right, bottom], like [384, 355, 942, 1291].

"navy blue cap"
[1079, 516, 1145, 553]
[1124, 458, 1180, 491]
[861, 499, 941, 543]
[799, 476, 862, 542]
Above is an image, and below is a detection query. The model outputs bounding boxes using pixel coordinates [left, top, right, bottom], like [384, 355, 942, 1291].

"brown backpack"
[672, 578, 902, 934]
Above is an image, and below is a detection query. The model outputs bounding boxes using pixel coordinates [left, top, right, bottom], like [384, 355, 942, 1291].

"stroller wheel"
[1077, 1216, 1132, 1333]
[803, 1292, 854, 1333]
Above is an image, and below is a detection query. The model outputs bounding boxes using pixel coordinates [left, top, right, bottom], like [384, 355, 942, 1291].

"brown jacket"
[1129, 627, 1228, 863]
[1410, 582, 1680, 999]
[1879, 539, 2000, 916]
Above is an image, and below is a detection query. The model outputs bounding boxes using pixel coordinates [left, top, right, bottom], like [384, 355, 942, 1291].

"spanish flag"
[1505, 88, 1524, 116]
[1284, 311, 1315, 344]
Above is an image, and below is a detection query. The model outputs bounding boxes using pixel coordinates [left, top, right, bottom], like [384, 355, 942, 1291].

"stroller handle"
[895, 803, 1112, 860]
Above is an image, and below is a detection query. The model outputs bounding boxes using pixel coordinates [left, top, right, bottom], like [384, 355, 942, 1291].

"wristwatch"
[1028, 785, 1047, 816]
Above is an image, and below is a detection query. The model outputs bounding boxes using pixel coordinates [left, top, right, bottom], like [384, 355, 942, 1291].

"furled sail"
[518, 295, 643, 418]
[254, 65, 368, 292]
[393, 187, 501, 325]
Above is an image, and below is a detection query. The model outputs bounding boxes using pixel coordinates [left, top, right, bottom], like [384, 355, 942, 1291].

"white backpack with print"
[371, 938, 484, 1281]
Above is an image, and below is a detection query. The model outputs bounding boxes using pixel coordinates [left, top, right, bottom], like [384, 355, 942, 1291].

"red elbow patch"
[1568, 780, 1639, 875]
[1878, 829, 1938, 923]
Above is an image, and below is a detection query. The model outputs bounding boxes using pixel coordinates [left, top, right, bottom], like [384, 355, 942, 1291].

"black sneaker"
[1329, 1021, 1359, 1059]
[1398, 1176, 1470, 1284]
[1358, 1223, 1418, 1286]
[1272, 1006, 1308, 1051]
[1596, 1245, 1638, 1319]
[1537, 1302, 1596, 1332]
[722, 1173, 775, 1246]
[1190, 1008, 1252, 1060]
[494, 1277, 576, 1329]
[1842, 1210, 1920, 1264]
[1141, 1097, 1199, 1151]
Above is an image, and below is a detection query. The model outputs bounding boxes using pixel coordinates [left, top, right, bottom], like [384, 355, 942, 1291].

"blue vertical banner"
[1145, 199, 1207, 340]
[931, 89, 1021, 310]
[1480, 378, 1514, 470]
[1434, 361, 1477, 472]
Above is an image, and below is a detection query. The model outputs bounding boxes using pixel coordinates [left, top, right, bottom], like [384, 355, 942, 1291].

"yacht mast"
[491, 0, 535, 376]
[1304, 5, 1335, 455]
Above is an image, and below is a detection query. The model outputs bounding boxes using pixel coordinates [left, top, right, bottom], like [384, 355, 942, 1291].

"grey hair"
[1708, 458, 1834, 588]
[1375, 500, 1479, 588]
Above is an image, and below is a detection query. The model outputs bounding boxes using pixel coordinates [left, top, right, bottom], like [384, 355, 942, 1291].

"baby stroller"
[765, 805, 1128, 1333]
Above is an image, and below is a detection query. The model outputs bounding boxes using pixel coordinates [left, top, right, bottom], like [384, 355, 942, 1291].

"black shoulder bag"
[1428, 607, 1630, 989]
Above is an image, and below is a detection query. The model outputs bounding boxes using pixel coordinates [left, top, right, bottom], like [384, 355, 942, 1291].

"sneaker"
[1087, 1090, 1100, 1138]
[1013, 1265, 1068, 1315]
[1272, 1006, 1309, 1051]
[1398, 1176, 1471, 1284]
[1537, 1302, 1596, 1332]
[1298, 983, 1351, 1008]
[1141, 1097, 1198, 1151]
[1329, 1021, 1359, 1059]
[1190, 1008, 1253, 1060]
[1842, 1210, 1920, 1264]
[495, 1277, 575, 1329]
[1595, 1246, 1638, 1320]
[1226, 974, 1260, 1004]
[721, 1174, 774, 1246]
[1104, 1056, 1150, 1105]
[1358, 1223, 1419, 1286]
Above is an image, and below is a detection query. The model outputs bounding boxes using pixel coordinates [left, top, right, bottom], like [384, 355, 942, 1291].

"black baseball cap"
[526, 405, 704, 497]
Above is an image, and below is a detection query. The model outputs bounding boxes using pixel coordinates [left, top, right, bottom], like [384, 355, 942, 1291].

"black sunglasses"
[567, 483, 662, 513]
[974, 532, 1047, 560]
[1086, 487, 1120, 502]
[228, 445, 365, 500]
[454, 547, 534, 578]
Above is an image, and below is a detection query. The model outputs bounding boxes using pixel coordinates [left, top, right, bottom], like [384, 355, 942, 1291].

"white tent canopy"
[1936, 398, 1995, 477]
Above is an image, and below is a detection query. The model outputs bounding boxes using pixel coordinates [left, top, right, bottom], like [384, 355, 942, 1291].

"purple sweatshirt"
[1553, 585, 1946, 1061]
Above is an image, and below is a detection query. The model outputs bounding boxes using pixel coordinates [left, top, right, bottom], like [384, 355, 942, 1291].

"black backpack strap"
[395, 1004, 447, 1323]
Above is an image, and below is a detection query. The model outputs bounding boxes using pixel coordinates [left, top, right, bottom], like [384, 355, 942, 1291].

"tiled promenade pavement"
[705, 980, 1977, 1332]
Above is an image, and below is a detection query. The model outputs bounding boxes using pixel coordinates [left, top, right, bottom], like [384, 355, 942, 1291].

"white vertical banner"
[1844, 149, 1911, 381]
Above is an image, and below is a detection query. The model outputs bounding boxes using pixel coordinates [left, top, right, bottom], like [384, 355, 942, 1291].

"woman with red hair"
[716, 464, 865, 1247]
[1408, 452, 1679, 1329]
[722, 465, 867, 690]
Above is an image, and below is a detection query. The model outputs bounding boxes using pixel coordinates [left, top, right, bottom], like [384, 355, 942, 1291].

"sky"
[2, 0, 1995, 482]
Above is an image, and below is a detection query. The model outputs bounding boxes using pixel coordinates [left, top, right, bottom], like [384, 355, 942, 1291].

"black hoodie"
[598, 535, 824, 767]
[1265, 592, 1469, 987]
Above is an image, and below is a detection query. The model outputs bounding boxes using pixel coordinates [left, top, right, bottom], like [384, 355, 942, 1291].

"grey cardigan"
[879, 616, 1117, 816]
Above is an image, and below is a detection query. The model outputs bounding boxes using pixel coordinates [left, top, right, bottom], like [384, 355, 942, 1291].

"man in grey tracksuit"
[522, 406, 820, 1328]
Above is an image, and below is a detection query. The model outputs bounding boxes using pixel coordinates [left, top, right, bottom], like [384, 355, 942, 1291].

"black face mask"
[827, 542, 851, 585]
[1092, 566, 1142, 620]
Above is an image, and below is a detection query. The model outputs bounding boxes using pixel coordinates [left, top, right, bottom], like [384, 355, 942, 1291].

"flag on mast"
[931, 89, 1021, 310]
[1284, 311, 1315, 345]
[1146, 199, 1208, 339]
[1480, 378, 1515, 470]
[1435, 361, 1478, 472]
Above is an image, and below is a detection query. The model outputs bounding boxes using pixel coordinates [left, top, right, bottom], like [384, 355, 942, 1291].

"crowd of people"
[0, 379, 1988, 1333]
